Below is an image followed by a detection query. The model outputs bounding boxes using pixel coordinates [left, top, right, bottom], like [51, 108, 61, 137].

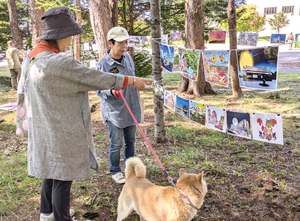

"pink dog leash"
[117, 91, 200, 210]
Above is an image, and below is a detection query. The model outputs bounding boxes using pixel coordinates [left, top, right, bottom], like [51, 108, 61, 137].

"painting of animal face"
[252, 113, 283, 145]
[203, 51, 230, 87]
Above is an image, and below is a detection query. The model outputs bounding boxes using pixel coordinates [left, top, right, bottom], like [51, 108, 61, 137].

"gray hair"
[7, 40, 13, 46]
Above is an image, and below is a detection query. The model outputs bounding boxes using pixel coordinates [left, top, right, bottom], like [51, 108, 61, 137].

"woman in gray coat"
[17, 7, 152, 221]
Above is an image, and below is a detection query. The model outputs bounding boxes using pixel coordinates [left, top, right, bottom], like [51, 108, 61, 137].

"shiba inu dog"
[117, 157, 207, 221]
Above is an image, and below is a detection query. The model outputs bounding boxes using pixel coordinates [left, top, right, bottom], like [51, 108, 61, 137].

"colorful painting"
[252, 113, 283, 145]
[203, 50, 230, 86]
[176, 96, 189, 118]
[92, 41, 97, 51]
[189, 101, 206, 125]
[128, 36, 141, 47]
[209, 31, 226, 44]
[159, 44, 175, 72]
[142, 36, 151, 45]
[227, 111, 251, 139]
[154, 83, 164, 103]
[295, 34, 300, 48]
[179, 48, 200, 81]
[238, 47, 278, 90]
[170, 32, 182, 42]
[238, 32, 259, 46]
[0, 102, 17, 111]
[164, 90, 176, 112]
[270, 34, 286, 43]
[161, 34, 168, 45]
[206, 106, 226, 133]
[83, 42, 90, 51]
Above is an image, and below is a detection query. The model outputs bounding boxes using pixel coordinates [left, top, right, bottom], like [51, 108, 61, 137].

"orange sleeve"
[121, 76, 128, 89]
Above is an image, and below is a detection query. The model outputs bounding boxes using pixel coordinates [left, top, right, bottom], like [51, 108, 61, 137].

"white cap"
[107, 27, 130, 42]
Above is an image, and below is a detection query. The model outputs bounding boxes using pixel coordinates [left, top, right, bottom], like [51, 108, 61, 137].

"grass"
[0, 72, 300, 220]
[0, 72, 10, 77]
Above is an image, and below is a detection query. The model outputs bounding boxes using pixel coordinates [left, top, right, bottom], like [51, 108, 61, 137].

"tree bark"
[74, 0, 82, 61]
[151, 0, 166, 143]
[29, 0, 44, 47]
[228, 0, 242, 98]
[178, 0, 215, 96]
[89, 0, 113, 58]
[7, 0, 23, 49]
[108, 0, 118, 26]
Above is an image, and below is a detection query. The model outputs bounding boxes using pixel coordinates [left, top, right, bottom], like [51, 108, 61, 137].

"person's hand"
[131, 77, 154, 91]
[112, 90, 120, 98]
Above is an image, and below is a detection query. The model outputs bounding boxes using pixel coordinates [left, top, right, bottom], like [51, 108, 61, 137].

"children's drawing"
[206, 106, 226, 133]
[170, 32, 181, 42]
[252, 113, 283, 145]
[83, 42, 90, 51]
[179, 48, 200, 81]
[128, 36, 141, 47]
[238, 32, 259, 46]
[295, 34, 300, 48]
[227, 111, 251, 139]
[159, 44, 175, 72]
[164, 90, 176, 112]
[176, 96, 189, 118]
[270, 34, 286, 43]
[238, 47, 278, 90]
[142, 36, 151, 45]
[154, 83, 164, 103]
[203, 50, 230, 86]
[161, 35, 168, 45]
[209, 31, 226, 44]
[189, 101, 206, 125]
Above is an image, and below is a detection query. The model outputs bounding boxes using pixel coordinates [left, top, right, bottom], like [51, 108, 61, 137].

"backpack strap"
[25, 51, 55, 80]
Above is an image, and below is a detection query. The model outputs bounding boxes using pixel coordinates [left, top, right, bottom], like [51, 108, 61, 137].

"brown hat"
[40, 7, 83, 40]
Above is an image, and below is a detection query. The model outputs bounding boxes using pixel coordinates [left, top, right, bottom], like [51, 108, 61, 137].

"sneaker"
[112, 172, 126, 184]
[40, 209, 75, 221]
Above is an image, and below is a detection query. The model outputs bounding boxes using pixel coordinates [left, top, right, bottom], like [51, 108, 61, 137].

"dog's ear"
[179, 168, 187, 176]
[197, 171, 204, 184]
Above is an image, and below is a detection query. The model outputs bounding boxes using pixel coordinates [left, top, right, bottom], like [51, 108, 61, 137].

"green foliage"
[133, 48, 152, 78]
[221, 4, 266, 33]
[268, 12, 290, 34]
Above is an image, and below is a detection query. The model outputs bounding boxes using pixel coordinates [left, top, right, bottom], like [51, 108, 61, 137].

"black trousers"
[40, 179, 73, 221]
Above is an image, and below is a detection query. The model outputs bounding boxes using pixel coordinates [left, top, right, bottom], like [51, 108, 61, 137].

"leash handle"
[117, 91, 174, 185]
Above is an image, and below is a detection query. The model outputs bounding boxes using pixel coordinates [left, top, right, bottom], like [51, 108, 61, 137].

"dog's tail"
[125, 157, 146, 179]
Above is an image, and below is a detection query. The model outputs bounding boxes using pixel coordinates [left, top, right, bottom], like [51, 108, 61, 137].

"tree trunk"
[108, 0, 118, 26]
[89, 0, 113, 58]
[7, 0, 23, 49]
[74, 0, 82, 61]
[228, 0, 242, 98]
[29, 0, 44, 47]
[151, 0, 166, 143]
[178, 0, 216, 96]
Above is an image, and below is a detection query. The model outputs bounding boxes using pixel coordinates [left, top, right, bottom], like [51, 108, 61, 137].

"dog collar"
[175, 186, 199, 210]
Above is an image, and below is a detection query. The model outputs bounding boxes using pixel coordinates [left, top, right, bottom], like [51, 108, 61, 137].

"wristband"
[133, 76, 136, 86]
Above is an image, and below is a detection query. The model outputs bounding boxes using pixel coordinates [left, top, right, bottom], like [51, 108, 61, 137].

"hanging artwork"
[189, 101, 206, 125]
[206, 106, 226, 133]
[128, 36, 141, 47]
[83, 42, 90, 51]
[154, 83, 164, 103]
[142, 36, 151, 45]
[164, 90, 176, 112]
[252, 113, 283, 145]
[238, 47, 278, 90]
[295, 34, 300, 48]
[92, 41, 97, 51]
[159, 44, 175, 72]
[203, 50, 230, 87]
[161, 35, 168, 45]
[90, 60, 97, 68]
[176, 96, 189, 118]
[170, 32, 182, 42]
[270, 34, 286, 43]
[209, 31, 226, 44]
[179, 48, 200, 81]
[238, 32, 259, 46]
[226, 111, 251, 139]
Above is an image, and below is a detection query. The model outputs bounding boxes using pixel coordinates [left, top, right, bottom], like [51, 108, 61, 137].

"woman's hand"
[129, 76, 153, 91]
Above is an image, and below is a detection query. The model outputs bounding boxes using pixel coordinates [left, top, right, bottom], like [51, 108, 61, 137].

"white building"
[248, 0, 300, 36]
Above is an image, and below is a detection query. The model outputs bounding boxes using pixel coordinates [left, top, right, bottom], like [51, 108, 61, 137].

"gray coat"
[18, 53, 125, 181]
